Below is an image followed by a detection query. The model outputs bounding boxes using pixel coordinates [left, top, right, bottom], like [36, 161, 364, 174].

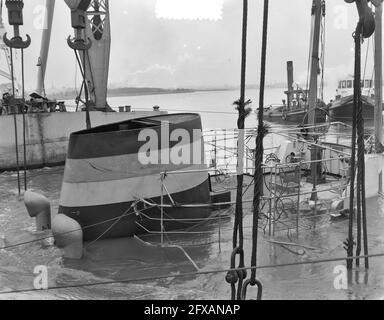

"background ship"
[329, 77, 377, 122]
[264, 61, 328, 124]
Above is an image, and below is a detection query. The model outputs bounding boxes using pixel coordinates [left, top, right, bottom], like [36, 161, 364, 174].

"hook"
[67, 36, 92, 51]
[3, 33, 31, 49]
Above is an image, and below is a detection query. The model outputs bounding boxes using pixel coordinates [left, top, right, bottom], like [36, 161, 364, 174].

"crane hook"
[67, 36, 92, 51]
[3, 33, 31, 49]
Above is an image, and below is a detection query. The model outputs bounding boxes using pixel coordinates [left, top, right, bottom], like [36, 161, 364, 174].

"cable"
[0, 208, 138, 251]
[133, 107, 238, 115]
[85, 201, 140, 248]
[1, 252, 384, 296]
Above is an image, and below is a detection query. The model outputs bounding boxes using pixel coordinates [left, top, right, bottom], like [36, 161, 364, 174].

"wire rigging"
[2, 252, 384, 297]
[226, 0, 249, 301]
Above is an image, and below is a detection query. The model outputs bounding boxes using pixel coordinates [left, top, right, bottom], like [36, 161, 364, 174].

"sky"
[0, 0, 377, 91]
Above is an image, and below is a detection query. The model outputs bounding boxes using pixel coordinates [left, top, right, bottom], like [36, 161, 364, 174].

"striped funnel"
[58, 114, 212, 241]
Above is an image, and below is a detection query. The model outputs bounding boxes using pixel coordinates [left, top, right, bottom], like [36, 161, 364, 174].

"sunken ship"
[58, 113, 212, 241]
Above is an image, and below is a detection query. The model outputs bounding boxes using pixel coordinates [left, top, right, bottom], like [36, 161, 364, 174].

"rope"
[73, 49, 91, 129]
[248, 0, 269, 297]
[347, 21, 370, 270]
[85, 201, 140, 248]
[356, 38, 369, 269]
[9, 48, 21, 195]
[228, 0, 249, 301]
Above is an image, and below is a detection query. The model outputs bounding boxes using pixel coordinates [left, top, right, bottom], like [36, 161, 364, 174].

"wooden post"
[374, 3, 383, 148]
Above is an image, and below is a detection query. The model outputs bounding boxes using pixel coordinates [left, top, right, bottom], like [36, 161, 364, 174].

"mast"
[307, 0, 322, 126]
[36, 0, 55, 97]
[374, 1, 383, 149]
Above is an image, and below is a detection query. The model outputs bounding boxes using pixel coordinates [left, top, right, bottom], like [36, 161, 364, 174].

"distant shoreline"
[46, 84, 287, 100]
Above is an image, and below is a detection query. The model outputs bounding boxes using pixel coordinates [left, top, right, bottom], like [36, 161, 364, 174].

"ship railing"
[203, 125, 355, 179]
[203, 128, 282, 176]
[153, 153, 350, 244]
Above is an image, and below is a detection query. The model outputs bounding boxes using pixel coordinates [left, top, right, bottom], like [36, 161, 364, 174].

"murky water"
[1, 90, 384, 300]
[1, 165, 384, 300]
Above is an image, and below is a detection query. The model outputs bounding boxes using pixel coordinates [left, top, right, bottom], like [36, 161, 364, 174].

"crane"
[0, 0, 14, 86]
[36, 0, 55, 98]
[65, 0, 111, 111]
[36, 0, 111, 111]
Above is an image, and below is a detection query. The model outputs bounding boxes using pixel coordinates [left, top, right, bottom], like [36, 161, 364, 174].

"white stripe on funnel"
[59, 166, 208, 207]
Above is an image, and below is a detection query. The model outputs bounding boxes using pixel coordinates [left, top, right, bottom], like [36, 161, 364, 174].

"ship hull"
[60, 180, 211, 241]
[58, 113, 212, 241]
[329, 95, 375, 122]
[265, 105, 328, 124]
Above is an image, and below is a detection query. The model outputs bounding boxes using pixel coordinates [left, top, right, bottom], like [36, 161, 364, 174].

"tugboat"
[328, 77, 376, 122]
[264, 61, 328, 124]
[58, 113, 212, 241]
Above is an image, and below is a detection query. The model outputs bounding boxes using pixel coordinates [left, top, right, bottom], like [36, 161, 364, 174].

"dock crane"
[37, 0, 111, 111]
[0, 0, 16, 90]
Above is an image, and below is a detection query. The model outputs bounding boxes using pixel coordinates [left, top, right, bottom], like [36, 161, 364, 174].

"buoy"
[52, 214, 83, 259]
[24, 191, 51, 232]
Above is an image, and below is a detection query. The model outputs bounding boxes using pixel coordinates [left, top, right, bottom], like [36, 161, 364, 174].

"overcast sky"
[0, 0, 375, 91]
